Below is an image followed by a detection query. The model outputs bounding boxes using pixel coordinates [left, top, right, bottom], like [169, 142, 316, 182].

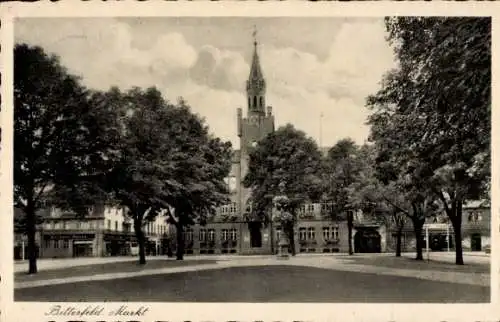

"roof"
[248, 43, 264, 81]
[463, 199, 490, 209]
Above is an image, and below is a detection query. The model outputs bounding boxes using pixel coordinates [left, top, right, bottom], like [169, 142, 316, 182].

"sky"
[15, 17, 397, 149]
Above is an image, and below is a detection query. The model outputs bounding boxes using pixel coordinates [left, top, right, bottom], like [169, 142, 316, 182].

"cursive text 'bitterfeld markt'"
[45, 305, 149, 317]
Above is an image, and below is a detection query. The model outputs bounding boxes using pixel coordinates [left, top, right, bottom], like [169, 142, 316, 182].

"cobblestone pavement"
[15, 253, 490, 290]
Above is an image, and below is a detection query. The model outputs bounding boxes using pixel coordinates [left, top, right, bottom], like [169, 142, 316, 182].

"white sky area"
[15, 17, 397, 149]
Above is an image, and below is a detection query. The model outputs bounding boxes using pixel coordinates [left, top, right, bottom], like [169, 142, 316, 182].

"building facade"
[14, 205, 168, 259]
[385, 200, 491, 253]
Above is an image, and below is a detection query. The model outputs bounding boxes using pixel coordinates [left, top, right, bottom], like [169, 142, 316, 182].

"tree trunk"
[26, 200, 38, 274]
[176, 224, 184, 260]
[347, 212, 353, 255]
[167, 240, 174, 258]
[286, 222, 296, 256]
[413, 219, 424, 261]
[395, 227, 403, 257]
[452, 201, 464, 265]
[133, 218, 146, 265]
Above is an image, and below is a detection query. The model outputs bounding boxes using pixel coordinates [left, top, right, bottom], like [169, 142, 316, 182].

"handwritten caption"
[45, 305, 149, 318]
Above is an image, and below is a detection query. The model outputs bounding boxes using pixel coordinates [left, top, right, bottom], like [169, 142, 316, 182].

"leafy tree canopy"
[243, 124, 323, 221]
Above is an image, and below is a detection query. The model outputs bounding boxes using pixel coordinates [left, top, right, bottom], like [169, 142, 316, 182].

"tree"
[322, 138, 362, 255]
[243, 124, 323, 255]
[102, 89, 232, 263]
[347, 145, 403, 257]
[101, 87, 182, 265]
[164, 123, 232, 260]
[14, 44, 117, 274]
[366, 106, 442, 261]
[367, 17, 491, 264]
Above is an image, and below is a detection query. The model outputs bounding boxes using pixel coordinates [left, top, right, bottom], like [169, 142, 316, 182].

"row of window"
[298, 227, 339, 241]
[468, 212, 483, 223]
[219, 203, 238, 214]
[44, 221, 100, 230]
[44, 239, 70, 249]
[44, 220, 167, 235]
[183, 228, 238, 242]
[215, 202, 356, 215]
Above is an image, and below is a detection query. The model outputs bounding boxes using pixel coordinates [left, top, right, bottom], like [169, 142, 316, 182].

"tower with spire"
[246, 31, 266, 116]
[235, 27, 275, 254]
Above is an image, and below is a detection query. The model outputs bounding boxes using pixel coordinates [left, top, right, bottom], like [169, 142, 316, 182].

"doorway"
[248, 222, 262, 248]
[354, 228, 381, 253]
[471, 233, 482, 251]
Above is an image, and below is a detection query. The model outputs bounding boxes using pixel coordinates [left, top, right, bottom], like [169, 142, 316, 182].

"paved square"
[14, 254, 490, 303]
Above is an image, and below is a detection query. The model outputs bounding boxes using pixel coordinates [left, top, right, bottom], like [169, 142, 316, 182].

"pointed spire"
[249, 25, 264, 81]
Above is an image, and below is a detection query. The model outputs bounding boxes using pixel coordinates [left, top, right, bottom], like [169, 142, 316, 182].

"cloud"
[14, 18, 395, 149]
[15, 18, 197, 91]
[189, 45, 248, 92]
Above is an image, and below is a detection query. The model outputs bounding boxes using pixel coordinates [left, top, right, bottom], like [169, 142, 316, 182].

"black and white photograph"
[0, 4, 497, 321]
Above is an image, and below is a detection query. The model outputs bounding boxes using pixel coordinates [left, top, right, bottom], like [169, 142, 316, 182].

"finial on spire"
[252, 25, 258, 48]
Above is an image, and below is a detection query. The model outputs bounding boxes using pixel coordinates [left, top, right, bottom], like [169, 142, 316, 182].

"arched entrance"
[471, 233, 482, 251]
[354, 228, 381, 253]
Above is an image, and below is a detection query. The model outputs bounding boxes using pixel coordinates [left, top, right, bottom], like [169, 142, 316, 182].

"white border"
[1, 2, 499, 322]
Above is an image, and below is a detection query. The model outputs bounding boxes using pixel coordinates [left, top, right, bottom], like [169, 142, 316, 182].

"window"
[44, 238, 51, 248]
[107, 220, 111, 230]
[332, 227, 339, 240]
[307, 204, 315, 212]
[230, 228, 237, 241]
[468, 212, 482, 223]
[321, 203, 332, 212]
[76, 221, 81, 229]
[260, 96, 263, 107]
[89, 221, 94, 229]
[184, 228, 194, 241]
[253, 96, 257, 107]
[307, 227, 315, 240]
[299, 227, 307, 241]
[208, 229, 215, 242]
[299, 205, 306, 213]
[62, 221, 67, 229]
[323, 227, 330, 240]
[115, 221, 118, 231]
[63, 239, 69, 248]
[221, 229, 229, 241]
[199, 229, 207, 241]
